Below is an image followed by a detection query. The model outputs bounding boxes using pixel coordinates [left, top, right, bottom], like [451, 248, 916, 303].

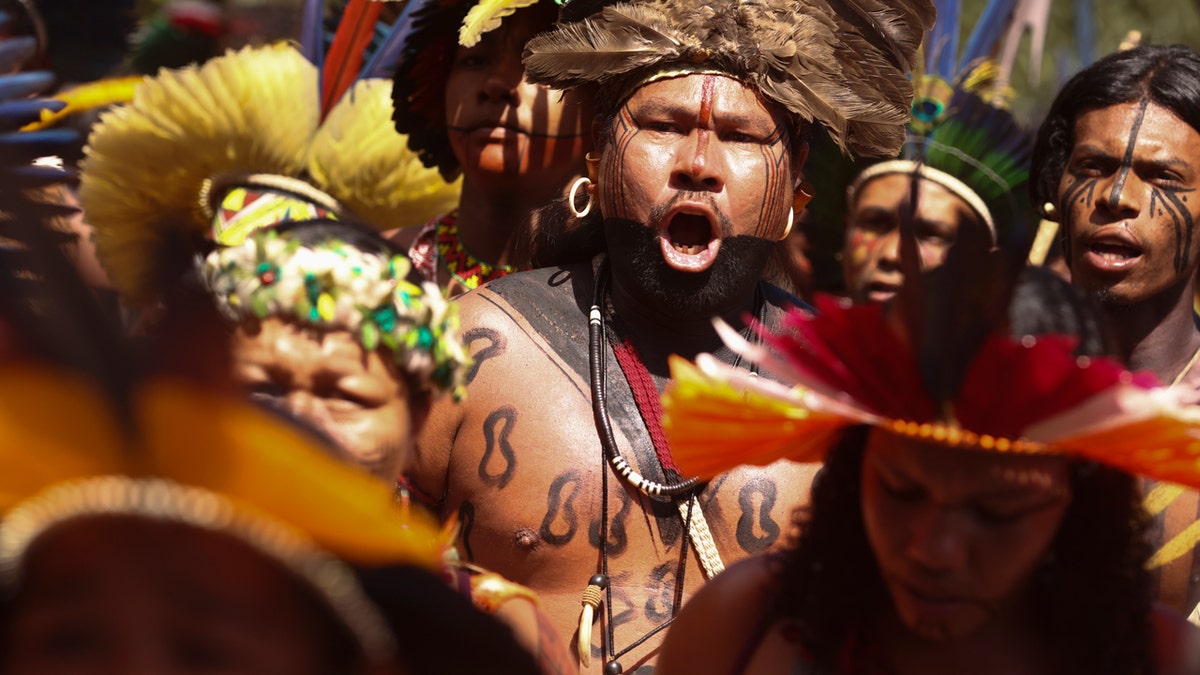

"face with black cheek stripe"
[1058, 100, 1200, 306]
[593, 73, 805, 315]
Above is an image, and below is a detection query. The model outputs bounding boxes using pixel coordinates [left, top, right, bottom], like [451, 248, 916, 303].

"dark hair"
[354, 564, 542, 675]
[391, 0, 473, 181]
[772, 268, 1153, 673]
[1030, 44, 1200, 218]
[391, 0, 562, 181]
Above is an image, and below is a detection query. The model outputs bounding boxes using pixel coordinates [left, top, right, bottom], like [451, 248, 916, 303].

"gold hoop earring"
[569, 176, 593, 218]
[779, 207, 794, 240]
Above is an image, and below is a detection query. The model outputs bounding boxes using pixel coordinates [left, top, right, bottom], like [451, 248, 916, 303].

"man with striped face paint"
[1033, 45, 1200, 396]
[404, 0, 933, 671]
[1031, 43, 1200, 619]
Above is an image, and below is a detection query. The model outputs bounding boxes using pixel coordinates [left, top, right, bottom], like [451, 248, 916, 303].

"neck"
[454, 174, 571, 267]
[1101, 278, 1200, 384]
[605, 269, 758, 378]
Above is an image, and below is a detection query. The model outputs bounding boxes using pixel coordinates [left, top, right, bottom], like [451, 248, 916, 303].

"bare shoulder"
[384, 222, 425, 250]
[1153, 602, 1200, 675]
[410, 268, 588, 505]
[657, 554, 785, 675]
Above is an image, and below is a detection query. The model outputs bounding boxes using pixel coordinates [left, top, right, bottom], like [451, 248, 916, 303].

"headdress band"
[847, 159, 995, 237]
[0, 477, 395, 661]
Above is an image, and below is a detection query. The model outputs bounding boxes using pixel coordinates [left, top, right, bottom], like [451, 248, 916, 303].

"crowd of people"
[4, 0, 1200, 673]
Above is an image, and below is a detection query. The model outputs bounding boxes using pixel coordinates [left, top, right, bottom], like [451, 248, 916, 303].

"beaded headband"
[201, 229, 470, 398]
[846, 159, 996, 238]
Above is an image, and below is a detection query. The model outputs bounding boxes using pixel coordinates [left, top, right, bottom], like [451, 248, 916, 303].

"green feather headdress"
[804, 0, 1034, 291]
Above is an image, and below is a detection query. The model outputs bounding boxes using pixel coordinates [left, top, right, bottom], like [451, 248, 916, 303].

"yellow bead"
[317, 293, 336, 321]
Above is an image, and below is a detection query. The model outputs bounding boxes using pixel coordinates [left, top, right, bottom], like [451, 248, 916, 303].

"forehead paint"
[698, 74, 716, 127]
[1107, 97, 1151, 211]
[691, 74, 717, 177]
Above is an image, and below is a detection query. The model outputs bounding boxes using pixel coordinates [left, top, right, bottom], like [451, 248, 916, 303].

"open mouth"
[864, 280, 901, 303]
[659, 210, 721, 272]
[1084, 234, 1143, 272]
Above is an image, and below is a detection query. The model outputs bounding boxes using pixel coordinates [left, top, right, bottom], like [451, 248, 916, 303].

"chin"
[604, 217, 773, 317]
[897, 605, 987, 642]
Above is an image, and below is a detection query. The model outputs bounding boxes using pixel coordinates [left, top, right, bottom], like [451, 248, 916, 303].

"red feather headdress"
[662, 294, 1200, 488]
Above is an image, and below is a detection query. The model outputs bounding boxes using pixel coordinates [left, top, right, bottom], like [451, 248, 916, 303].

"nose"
[904, 505, 968, 574]
[478, 54, 523, 106]
[1101, 168, 1144, 217]
[670, 131, 724, 193]
[284, 391, 337, 437]
[874, 229, 902, 272]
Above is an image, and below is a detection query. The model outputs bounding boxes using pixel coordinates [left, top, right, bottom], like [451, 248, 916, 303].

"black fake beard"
[604, 216, 775, 318]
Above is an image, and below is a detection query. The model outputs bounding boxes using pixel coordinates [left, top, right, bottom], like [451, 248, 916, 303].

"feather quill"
[300, 0, 325, 65]
[959, 0, 1016, 68]
[321, 0, 386, 118]
[926, 0, 959, 80]
[361, 0, 436, 80]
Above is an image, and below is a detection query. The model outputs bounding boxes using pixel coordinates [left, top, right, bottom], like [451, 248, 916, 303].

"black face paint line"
[1154, 186, 1198, 274]
[1107, 97, 1152, 212]
[1059, 175, 1099, 266]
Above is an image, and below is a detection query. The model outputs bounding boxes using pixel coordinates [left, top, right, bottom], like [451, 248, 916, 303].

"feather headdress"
[82, 37, 461, 306]
[0, 93, 443, 663]
[522, 0, 935, 158]
[804, 0, 1034, 291]
[660, 272, 1200, 490]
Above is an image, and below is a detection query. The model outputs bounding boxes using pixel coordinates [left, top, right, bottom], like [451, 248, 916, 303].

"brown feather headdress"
[523, 0, 935, 158]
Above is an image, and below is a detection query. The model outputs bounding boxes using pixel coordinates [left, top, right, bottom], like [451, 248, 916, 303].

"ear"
[591, 114, 610, 153]
[791, 140, 810, 190]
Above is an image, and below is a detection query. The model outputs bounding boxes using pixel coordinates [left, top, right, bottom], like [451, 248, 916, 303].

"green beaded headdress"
[804, 0, 1034, 290]
[201, 227, 470, 398]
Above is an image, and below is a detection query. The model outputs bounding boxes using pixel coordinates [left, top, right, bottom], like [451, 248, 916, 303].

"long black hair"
[1030, 44, 1200, 219]
[772, 268, 1155, 674]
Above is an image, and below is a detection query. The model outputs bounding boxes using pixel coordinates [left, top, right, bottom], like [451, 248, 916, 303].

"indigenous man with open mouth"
[402, 0, 934, 671]
[1031, 43, 1200, 619]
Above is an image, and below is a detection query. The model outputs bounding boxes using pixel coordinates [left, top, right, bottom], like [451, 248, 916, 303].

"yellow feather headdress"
[0, 362, 445, 662]
[81, 43, 461, 306]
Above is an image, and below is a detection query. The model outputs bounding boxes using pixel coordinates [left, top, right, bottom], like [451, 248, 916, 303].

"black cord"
[589, 256, 700, 499]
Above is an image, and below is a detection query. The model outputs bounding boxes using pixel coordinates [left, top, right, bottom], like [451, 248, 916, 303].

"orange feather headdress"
[661, 286, 1200, 488]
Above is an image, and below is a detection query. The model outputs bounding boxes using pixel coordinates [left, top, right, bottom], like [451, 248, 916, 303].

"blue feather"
[927, 0, 960, 81]
[959, 0, 1017, 70]
[361, 0, 438, 80]
[300, 0, 325, 66]
[1075, 0, 1095, 69]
